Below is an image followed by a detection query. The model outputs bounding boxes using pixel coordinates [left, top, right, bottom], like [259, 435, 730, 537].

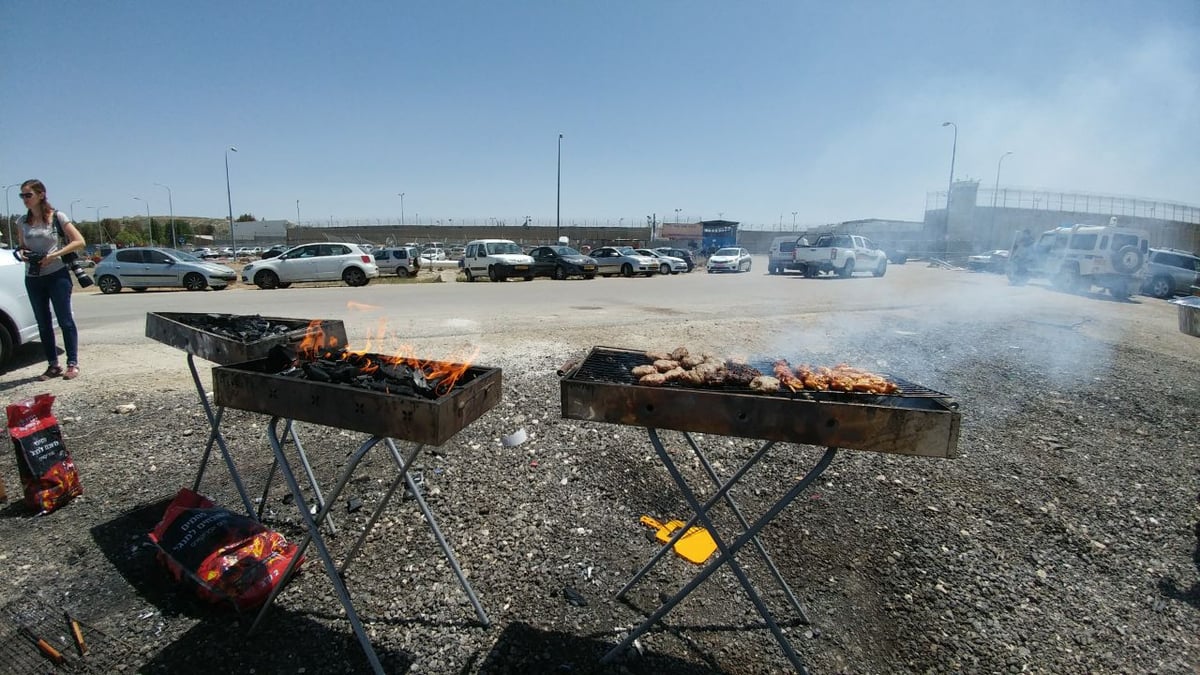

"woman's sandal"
[38, 365, 64, 381]
[64, 365, 80, 380]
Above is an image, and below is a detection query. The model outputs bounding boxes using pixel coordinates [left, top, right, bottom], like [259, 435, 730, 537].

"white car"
[707, 247, 753, 273]
[460, 239, 535, 282]
[635, 248, 687, 275]
[0, 249, 42, 368]
[241, 242, 378, 289]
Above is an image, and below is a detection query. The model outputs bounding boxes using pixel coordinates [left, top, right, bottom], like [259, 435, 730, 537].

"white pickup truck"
[791, 234, 889, 278]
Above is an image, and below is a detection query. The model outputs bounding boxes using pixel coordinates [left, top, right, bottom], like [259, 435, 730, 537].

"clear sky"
[3, 1, 1197, 230]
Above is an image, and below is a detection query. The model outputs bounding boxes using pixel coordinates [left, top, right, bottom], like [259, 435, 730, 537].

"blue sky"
[3, 1, 1197, 230]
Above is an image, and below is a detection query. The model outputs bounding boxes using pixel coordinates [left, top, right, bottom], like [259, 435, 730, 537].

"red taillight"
[361, 255, 371, 263]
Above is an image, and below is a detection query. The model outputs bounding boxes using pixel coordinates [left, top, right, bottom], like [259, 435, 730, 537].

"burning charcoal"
[303, 362, 332, 382]
[265, 344, 297, 373]
[328, 362, 360, 384]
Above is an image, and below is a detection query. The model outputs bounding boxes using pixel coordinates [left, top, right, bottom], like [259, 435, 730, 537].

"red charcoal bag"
[6, 393, 83, 514]
[149, 487, 302, 611]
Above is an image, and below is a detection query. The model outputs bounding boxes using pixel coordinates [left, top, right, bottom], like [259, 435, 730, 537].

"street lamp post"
[133, 196, 153, 244]
[225, 146, 238, 250]
[556, 134, 563, 241]
[3, 184, 15, 247]
[990, 151, 1013, 233]
[941, 121, 957, 254]
[792, 211, 798, 229]
[88, 206, 108, 244]
[154, 183, 175, 247]
[296, 200, 301, 226]
[398, 193, 405, 225]
[674, 208, 681, 223]
[69, 199, 82, 223]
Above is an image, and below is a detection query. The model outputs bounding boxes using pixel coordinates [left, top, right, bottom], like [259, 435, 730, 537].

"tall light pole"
[69, 199, 82, 223]
[398, 192, 405, 225]
[792, 211, 798, 229]
[154, 182, 175, 247]
[225, 146, 238, 250]
[133, 196, 153, 244]
[991, 151, 1013, 234]
[941, 121, 957, 254]
[88, 206, 108, 244]
[296, 199, 301, 226]
[2, 184, 15, 247]
[556, 134, 563, 241]
[674, 208, 681, 223]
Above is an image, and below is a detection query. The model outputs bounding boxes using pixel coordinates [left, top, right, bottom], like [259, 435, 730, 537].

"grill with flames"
[146, 311, 349, 365]
[212, 326, 501, 445]
[560, 346, 960, 457]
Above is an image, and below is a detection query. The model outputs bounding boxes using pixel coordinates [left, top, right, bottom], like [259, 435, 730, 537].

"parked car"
[792, 234, 886, 278]
[420, 247, 447, 262]
[192, 247, 216, 259]
[966, 249, 1010, 273]
[528, 245, 598, 279]
[1141, 248, 1200, 298]
[260, 244, 290, 259]
[235, 247, 259, 257]
[654, 247, 696, 272]
[768, 236, 800, 275]
[635, 249, 687, 275]
[707, 247, 753, 273]
[374, 246, 421, 277]
[590, 246, 660, 277]
[240, 242, 378, 289]
[94, 247, 237, 294]
[460, 239, 535, 282]
[1009, 221, 1149, 299]
[0, 250, 41, 368]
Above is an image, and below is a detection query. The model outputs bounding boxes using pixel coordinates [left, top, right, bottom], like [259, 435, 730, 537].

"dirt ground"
[0, 266, 1196, 674]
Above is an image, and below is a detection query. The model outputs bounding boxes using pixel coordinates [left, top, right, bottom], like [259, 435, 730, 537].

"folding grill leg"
[616, 437, 777, 600]
[258, 419, 337, 534]
[382, 438, 489, 626]
[339, 439, 422, 574]
[604, 432, 838, 673]
[186, 353, 255, 516]
[683, 431, 809, 623]
[249, 418, 384, 675]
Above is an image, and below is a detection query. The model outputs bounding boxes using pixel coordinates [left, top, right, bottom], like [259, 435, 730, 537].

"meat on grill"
[631, 350, 898, 394]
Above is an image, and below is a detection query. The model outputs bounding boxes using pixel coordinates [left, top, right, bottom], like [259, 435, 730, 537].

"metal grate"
[569, 346, 951, 400]
[1, 598, 133, 674]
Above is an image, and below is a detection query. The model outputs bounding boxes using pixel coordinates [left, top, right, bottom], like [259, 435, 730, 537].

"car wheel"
[0, 321, 15, 371]
[621, 264, 633, 278]
[277, 282, 292, 289]
[255, 270, 280, 290]
[488, 266, 500, 282]
[660, 263, 670, 275]
[583, 274, 595, 280]
[524, 275, 534, 281]
[1053, 265, 1081, 292]
[553, 265, 567, 280]
[343, 267, 367, 286]
[1109, 282, 1132, 300]
[396, 268, 410, 278]
[183, 272, 207, 291]
[211, 285, 228, 291]
[1148, 276, 1173, 298]
[838, 259, 855, 278]
[98, 275, 122, 294]
[744, 261, 752, 272]
[464, 268, 474, 282]
[873, 260, 887, 277]
[133, 287, 148, 293]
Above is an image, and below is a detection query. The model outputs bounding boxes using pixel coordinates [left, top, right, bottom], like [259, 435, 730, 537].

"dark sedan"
[529, 246, 598, 280]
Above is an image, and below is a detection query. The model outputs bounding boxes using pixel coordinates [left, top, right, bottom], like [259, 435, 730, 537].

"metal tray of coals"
[212, 356, 503, 445]
[560, 346, 961, 458]
[146, 312, 348, 365]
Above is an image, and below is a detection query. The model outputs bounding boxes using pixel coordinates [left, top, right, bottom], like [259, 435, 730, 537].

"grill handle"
[556, 357, 582, 377]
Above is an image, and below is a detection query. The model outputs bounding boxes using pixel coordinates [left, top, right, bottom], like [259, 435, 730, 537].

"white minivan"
[461, 239, 535, 282]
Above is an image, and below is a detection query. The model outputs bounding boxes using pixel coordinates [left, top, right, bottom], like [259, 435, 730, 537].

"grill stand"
[187, 354, 336, 531]
[247, 416, 489, 675]
[603, 429, 837, 674]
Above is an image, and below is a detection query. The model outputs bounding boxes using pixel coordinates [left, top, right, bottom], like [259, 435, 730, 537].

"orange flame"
[296, 319, 478, 395]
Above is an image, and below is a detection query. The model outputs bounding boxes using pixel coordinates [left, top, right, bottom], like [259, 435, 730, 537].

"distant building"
[233, 219, 292, 244]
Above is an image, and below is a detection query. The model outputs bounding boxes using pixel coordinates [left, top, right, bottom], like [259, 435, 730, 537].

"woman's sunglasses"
[19, 192, 35, 199]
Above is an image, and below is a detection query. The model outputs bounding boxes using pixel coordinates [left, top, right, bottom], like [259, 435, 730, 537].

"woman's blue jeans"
[25, 268, 78, 367]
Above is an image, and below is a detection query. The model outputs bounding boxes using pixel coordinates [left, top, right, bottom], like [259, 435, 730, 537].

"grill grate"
[1, 598, 133, 674]
[569, 346, 950, 400]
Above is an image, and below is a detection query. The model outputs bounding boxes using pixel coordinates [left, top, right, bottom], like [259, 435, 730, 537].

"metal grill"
[146, 312, 348, 365]
[560, 346, 960, 458]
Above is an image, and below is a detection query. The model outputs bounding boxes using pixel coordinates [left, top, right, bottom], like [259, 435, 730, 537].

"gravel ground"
[0, 292, 1197, 674]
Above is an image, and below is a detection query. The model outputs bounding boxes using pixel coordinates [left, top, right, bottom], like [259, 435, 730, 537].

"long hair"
[21, 179, 54, 223]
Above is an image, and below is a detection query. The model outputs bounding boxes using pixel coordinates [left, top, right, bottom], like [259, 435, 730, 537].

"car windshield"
[715, 248, 739, 256]
[618, 247, 638, 255]
[551, 246, 580, 256]
[636, 250, 658, 257]
[486, 242, 522, 255]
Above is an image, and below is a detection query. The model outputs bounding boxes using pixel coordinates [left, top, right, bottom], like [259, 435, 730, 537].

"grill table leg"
[339, 439, 423, 574]
[257, 420, 338, 534]
[249, 418, 384, 675]
[682, 431, 809, 622]
[187, 353, 255, 516]
[604, 429, 837, 673]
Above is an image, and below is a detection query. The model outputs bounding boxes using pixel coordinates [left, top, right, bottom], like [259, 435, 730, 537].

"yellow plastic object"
[639, 515, 717, 564]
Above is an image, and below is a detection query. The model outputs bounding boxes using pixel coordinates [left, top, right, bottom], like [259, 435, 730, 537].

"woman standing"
[16, 179, 86, 380]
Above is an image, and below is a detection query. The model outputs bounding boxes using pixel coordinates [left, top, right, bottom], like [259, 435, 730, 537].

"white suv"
[241, 242, 378, 289]
[0, 250, 41, 368]
[461, 239, 535, 282]
[1009, 221, 1149, 299]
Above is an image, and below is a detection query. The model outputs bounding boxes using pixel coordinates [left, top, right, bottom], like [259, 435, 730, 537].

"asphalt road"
[7, 255, 1191, 395]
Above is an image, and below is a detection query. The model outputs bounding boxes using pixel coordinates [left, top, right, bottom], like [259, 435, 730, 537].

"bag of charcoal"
[6, 393, 83, 514]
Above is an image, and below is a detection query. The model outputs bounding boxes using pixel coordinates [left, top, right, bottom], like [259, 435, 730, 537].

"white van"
[461, 239, 535, 282]
[768, 236, 801, 275]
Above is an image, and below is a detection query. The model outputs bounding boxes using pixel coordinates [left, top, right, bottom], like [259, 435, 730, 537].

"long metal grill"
[569, 346, 951, 399]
